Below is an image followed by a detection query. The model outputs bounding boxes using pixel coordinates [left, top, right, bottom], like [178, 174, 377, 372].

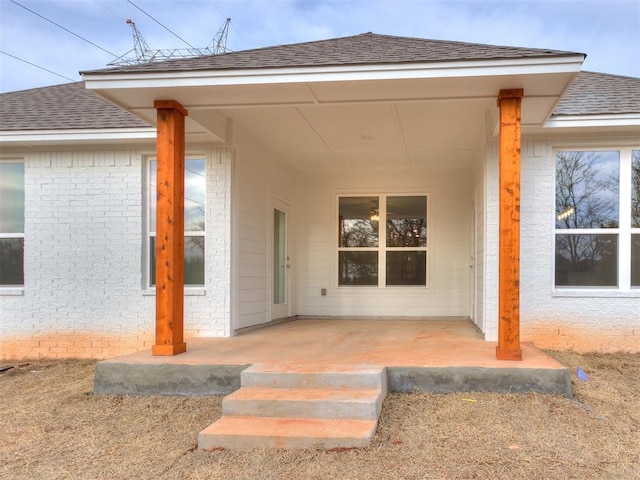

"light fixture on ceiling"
[360, 132, 374, 140]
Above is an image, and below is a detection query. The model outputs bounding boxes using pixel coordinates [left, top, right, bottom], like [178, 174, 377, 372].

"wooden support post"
[496, 89, 523, 361]
[152, 100, 188, 356]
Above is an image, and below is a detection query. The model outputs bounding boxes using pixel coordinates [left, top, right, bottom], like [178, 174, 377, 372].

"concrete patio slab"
[94, 317, 572, 397]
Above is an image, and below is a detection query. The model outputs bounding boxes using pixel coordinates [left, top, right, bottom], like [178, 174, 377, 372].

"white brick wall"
[0, 147, 232, 358]
[519, 139, 639, 352]
[481, 138, 640, 352]
[481, 140, 499, 341]
[3, 136, 637, 358]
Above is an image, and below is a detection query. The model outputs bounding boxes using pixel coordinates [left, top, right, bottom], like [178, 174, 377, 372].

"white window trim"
[335, 192, 431, 290]
[0, 159, 25, 293]
[142, 154, 207, 293]
[552, 147, 640, 294]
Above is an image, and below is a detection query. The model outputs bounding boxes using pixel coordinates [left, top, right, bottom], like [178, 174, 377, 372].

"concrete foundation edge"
[387, 366, 573, 398]
[93, 362, 250, 396]
[94, 363, 572, 398]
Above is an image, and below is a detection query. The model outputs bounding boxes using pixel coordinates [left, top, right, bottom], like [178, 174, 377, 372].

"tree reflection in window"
[632, 151, 640, 228]
[555, 151, 619, 229]
[386, 196, 426, 248]
[555, 234, 618, 287]
[149, 159, 205, 286]
[338, 197, 378, 286]
[555, 151, 619, 287]
[339, 197, 379, 247]
[339, 251, 378, 285]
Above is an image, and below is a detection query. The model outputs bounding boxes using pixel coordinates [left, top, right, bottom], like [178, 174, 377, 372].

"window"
[632, 150, 640, 287]
[338, 195, 428, 287]
[148, 158, 205, 287]
[0, 162, 24, 287]
[555, 149, 640, 289]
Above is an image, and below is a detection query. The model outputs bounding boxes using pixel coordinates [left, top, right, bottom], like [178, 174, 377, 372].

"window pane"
[338, 251, 378, 285]
[0, 238, 23, 286]
[555, 151, 619, 229]
[386, 196, 426, 247]
[149, 161, 157, 233]
[0, 163, 25, 233]
[632, 234, 640, 287]
[386, 251, 426, 286]
[555, 234, 618, 287]
[185, 159, 206, 232]
[185, 236, 205, 285]
[149, 236, 205, 286]
[339, 197, 379, 247]
[273, 209, 286, 304]
[632, 151, 640, 228]
[149, 159, 206, 233]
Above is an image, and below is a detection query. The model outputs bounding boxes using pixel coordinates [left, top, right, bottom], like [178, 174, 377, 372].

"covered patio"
[94, 317, 571, 397]
[82, 34, 587, 364]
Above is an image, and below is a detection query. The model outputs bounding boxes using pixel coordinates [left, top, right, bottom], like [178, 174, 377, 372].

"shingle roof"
[82, 32, 582, 75]
[0, 82, 150, 131]
[552, 71, 640, 116]
[2, 34, 636, 134]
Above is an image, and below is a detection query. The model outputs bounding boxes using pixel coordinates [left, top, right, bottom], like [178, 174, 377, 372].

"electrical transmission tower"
[109, 18, 231, 66]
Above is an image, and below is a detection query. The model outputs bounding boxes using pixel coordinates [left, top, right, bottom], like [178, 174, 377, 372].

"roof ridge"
[81, 32, 585, 76]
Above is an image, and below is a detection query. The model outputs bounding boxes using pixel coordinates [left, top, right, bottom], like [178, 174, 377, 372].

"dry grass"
[1, 352, 639, 480]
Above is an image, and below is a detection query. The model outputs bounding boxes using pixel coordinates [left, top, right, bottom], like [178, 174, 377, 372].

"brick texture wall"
[518, 140, 639, 352]
[0, 147, 232, 359]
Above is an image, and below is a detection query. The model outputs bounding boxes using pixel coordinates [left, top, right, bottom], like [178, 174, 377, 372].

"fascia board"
[0, 127, 156, 144]
[83, 55, 585, 89]
[545, 114, 640, 128]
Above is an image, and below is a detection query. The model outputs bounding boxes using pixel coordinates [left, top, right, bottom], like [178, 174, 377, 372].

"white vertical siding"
[295, 168, 473, 316]
[233, 128, 298, 329]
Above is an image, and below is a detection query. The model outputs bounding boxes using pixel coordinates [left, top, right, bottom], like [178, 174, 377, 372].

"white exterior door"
[271, 200, 290, 320]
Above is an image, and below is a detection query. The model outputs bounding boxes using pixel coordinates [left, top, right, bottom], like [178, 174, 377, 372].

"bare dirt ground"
[1, 351, 639, 480]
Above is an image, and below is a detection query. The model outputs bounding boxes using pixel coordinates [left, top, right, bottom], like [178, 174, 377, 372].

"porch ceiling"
[90, 71, 576, 172]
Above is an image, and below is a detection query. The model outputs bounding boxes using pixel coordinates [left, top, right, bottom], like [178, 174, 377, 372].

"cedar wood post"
[152, 100, 188, 356]
[496, 89, 524, 361]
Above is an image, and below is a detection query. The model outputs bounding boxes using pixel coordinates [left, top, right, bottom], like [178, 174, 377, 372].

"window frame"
[553, 147, 640, 293]
[144, 155, 207, 291]
[0, 159, 25, 291]
[336, 192, 430, 289]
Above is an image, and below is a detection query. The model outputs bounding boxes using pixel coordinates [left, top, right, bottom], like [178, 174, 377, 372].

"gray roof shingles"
[1, 34, 638, 133]
[81, 32, 582, 75]
[0, 82, 149, 131]
[552, 71, 640, 116]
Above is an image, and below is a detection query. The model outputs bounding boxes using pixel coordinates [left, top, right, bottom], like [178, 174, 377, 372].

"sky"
[0, 0, 639, 93]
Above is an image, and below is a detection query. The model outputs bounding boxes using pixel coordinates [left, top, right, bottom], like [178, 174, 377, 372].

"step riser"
[197, 416, 379, 451]
[198, 366, 388, 450]
[222, 394, 384, 420]
[198, 433, 372, 451]
[241, 369, 387, 391]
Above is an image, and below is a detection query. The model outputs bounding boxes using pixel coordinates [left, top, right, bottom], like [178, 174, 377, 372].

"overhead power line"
[126, 0, 195, 49]
[1, 50, 76, 83]
[9, 0, 118, 57]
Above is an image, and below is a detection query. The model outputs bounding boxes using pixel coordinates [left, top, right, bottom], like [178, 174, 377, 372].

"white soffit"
[83, 55, 584, 89]
[83, 55, 584, 111]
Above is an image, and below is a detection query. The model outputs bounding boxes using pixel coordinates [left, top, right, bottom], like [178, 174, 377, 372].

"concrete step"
[222, 387, 384, 419]
[241, 364, 387, 390]
[198, 364, 387, 450]
[198, 416, 378, 450]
